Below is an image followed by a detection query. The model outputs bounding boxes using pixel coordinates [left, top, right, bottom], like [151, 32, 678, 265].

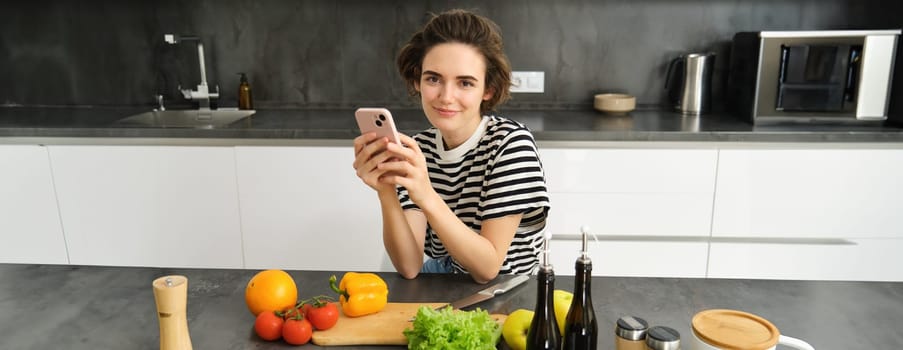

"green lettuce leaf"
[404, 305, 502, 350]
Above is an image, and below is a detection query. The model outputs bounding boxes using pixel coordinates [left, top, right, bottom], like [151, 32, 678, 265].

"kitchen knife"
[443, 274, 530, 310]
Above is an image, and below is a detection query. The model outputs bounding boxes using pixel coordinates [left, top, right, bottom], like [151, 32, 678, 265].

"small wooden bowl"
[594, 93, 636, 114]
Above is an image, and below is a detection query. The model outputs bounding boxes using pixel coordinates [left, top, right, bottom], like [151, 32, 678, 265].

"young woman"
[352, 9, 549, 284]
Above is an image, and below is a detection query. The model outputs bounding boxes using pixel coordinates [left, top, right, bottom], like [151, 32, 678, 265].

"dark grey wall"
[1, 0, 901, 113]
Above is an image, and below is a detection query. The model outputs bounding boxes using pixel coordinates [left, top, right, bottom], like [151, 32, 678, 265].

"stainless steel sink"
[113, 109, 255, 128]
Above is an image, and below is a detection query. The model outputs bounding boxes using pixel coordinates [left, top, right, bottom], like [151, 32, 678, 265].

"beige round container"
[594, 93, 636, 114]
[689, 309, 819, 350]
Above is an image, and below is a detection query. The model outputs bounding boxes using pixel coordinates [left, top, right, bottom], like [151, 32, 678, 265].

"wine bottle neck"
[575, 261, 591, 281]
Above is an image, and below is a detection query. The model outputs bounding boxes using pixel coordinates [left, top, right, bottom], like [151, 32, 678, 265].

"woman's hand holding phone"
[379, 134, 435, 206]
[353, 108, 406, 193]
[353, 132, 397, 193]
[352, 108, 433, 203]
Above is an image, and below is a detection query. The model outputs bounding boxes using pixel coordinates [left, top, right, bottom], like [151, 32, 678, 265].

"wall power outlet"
[510, 71, 544, 93]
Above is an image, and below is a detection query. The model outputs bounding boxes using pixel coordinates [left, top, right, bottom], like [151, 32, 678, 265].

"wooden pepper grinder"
[153, 275, 193, 350]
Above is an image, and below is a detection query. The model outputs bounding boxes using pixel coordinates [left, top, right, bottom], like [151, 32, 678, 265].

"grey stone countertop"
[1, 106, 903, 145]
[1, 264, 901, 349]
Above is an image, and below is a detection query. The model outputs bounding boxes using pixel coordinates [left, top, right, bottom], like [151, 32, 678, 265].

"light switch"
[510, 71, 544, 93]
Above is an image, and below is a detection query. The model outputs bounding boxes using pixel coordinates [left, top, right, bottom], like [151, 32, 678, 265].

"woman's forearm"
[378, 190, 424, 279]
[418, 193, 507, 284]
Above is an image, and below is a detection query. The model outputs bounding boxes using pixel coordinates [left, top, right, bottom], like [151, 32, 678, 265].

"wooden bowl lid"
[691, 309, 779, 350]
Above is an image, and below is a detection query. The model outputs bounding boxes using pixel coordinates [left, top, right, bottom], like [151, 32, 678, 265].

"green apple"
[553, 289, 573, 334]
[502, 309, 534, 350]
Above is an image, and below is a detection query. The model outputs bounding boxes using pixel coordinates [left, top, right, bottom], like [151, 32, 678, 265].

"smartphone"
[355, 107, 401, 144]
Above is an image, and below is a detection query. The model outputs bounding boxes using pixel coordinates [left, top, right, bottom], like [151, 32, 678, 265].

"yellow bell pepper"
[329, 272, 388, 317]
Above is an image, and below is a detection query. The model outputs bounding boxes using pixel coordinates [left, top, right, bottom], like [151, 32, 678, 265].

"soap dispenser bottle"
[527, 232, 561, 350]
[237, 73, 253, 110]
[563, 226, 598, 349]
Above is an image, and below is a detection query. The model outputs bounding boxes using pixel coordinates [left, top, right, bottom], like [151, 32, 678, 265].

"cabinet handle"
[710, 237, 855, 245]
[553, 234, 706, 242]
[551, 234, 855, 245]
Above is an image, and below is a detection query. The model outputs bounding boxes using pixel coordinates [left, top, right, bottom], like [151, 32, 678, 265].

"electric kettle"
[665, 52, 716, 115]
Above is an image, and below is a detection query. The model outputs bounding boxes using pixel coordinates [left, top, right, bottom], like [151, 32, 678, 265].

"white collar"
[435, 116, 490, 161]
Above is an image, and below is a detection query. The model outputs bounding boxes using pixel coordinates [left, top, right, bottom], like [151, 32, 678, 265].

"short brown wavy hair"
[397, 9, 512, 114]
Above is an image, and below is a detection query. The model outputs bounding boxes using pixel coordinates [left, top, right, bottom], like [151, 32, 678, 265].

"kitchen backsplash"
[1, 0, 901, 115]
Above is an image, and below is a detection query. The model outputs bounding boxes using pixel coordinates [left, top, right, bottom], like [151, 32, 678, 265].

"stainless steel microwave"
[728, 30, 900, 124]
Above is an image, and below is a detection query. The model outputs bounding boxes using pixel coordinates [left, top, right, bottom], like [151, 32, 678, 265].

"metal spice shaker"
[645, 326, 680, 350]
[615, 315, 649, 350]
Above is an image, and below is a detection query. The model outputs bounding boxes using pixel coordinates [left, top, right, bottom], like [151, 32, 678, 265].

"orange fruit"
[245, 269, 298, 316]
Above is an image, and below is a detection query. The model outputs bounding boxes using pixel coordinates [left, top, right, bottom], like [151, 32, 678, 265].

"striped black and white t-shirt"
[397, 115, 550, 275]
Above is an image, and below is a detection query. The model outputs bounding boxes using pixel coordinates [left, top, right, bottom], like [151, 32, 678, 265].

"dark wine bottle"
[563, 226, 598, 349]
[527, 234, 560, 350]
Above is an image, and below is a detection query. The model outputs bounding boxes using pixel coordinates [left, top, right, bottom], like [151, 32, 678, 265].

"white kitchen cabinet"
[235, 146, 393, 272]
[540, 148, 718, 236]
[708, 238, 903, 281]
[47, 146, 243, 268]
[712, 149, 903, 238]
[709, 148, 903, 281]
[12, 140, 898, 281]
[0, 145, 68, 264]
[549, 192, 715, 236]
[540, 148, 717, 277]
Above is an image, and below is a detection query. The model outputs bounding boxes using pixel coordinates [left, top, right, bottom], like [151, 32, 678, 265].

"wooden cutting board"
[310, 302, 507, 346]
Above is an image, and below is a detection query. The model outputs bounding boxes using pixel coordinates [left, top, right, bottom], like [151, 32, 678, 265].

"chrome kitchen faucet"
[164, 34, 219, 113]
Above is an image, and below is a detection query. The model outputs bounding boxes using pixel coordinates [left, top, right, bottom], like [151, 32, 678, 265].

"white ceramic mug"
[690, 309, 815, 350]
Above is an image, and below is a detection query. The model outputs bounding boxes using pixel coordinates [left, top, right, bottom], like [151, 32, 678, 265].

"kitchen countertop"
[1, 106, 903, 146]
[1, 264, 901, 349]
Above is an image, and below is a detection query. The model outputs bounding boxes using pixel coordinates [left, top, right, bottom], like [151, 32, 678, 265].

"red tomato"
[300, 303, 313, 317]
[307, 302, 339, 330]
[254, 311, 284, 341]
[282, 318, 312, 345]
